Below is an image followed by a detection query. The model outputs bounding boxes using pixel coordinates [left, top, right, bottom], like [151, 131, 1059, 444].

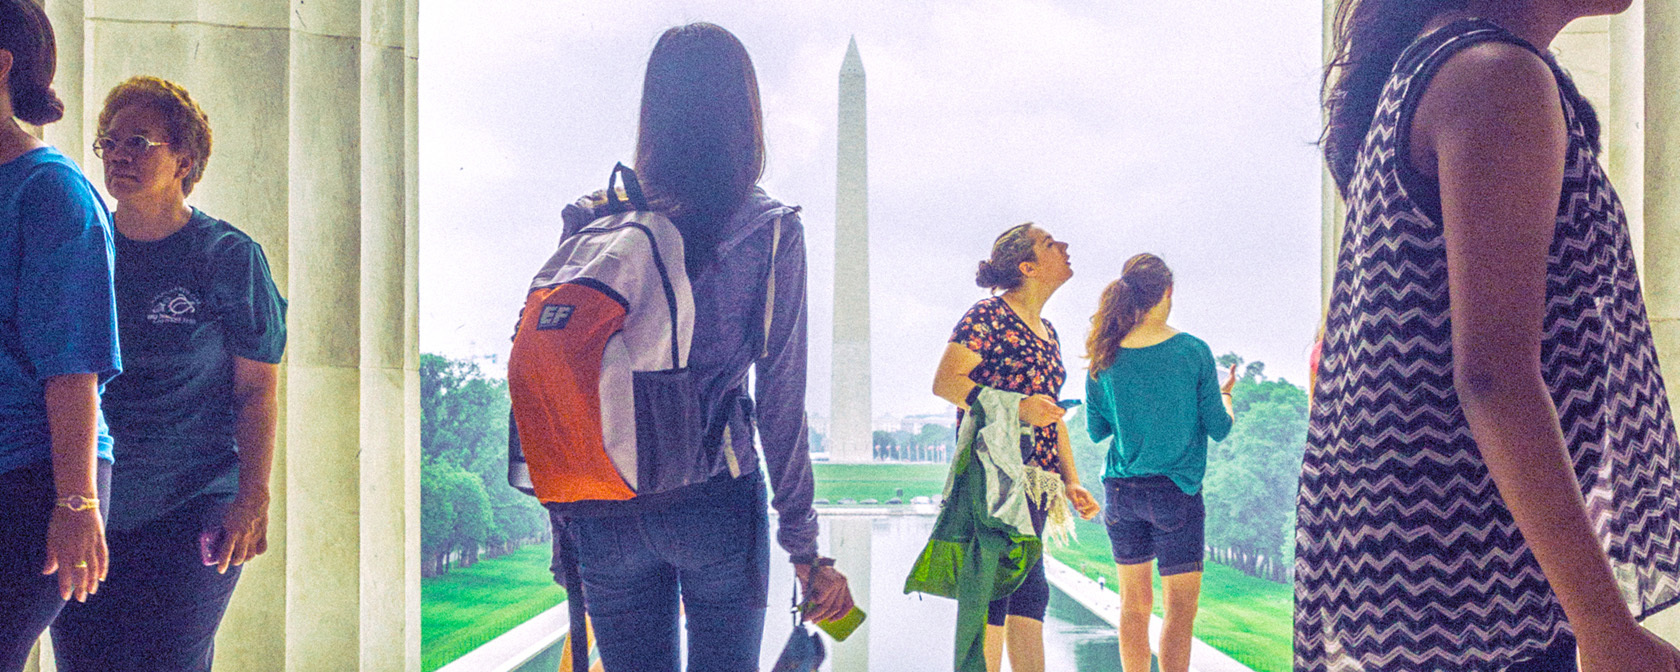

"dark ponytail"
[975, 222, 1036, 292]
[1322, 0, 1465, 195]
[1085, 254, 1172, 376]
[0, 0, 63, 126]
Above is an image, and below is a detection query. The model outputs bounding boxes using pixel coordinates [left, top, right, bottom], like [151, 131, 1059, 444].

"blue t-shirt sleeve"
[213, 238, 287, 364]
[1197, 341, 1232, 441]
[15, 164, 120, 383]
[1084, 372, 1114, 443]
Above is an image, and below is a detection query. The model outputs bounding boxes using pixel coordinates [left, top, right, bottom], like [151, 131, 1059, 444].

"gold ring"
[74, 561, 88, 569]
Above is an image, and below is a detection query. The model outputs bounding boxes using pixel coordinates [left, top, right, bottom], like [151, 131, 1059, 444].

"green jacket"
[903, 387, 1042, 672]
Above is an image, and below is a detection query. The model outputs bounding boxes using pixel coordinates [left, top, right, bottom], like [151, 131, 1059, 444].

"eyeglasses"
[92, 134, 169, 159]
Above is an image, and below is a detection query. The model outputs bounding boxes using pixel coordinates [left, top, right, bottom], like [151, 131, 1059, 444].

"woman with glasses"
[50, 76, 285, 672]
[0, 2, 121, 670]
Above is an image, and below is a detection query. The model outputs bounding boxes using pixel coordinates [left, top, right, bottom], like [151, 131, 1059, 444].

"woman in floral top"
[932, 222, 1099, 672]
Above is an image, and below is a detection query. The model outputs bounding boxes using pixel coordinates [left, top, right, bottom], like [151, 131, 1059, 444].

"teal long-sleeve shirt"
[1084, 332, 1231, 494]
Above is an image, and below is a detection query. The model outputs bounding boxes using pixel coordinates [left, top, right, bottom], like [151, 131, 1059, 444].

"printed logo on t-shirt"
[146, 286, 203, 325]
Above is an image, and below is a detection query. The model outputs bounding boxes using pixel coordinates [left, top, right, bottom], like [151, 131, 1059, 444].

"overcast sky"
[419, 0, 1326, 420]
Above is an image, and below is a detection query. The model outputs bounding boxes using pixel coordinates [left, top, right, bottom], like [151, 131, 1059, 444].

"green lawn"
[423, 464, 1292, 672]
[814, 462, 1294, 672]
[811, 461, 948, 502]
[421, 544, 566, 672]
[1050, 517, 1293, 672]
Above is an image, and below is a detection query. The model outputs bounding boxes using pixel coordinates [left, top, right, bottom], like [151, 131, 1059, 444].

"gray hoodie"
[559, 187, 820, 561]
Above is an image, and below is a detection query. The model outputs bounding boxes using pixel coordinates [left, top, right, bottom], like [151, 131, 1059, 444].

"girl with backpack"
[931, 222, 1101, 672]
[1081, 253, 1235, 672]
[544, 23, 854, 672]
[1301, 1, 1680, 670]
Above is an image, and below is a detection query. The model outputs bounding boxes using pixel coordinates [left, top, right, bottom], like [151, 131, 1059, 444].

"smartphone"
[800, 603, 867, 642]
[1056, 399, 1082, 409]
[199, 527, 228, 566]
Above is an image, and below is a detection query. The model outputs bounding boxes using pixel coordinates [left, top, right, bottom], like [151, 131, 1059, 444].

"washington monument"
[831, 37, 871, 462]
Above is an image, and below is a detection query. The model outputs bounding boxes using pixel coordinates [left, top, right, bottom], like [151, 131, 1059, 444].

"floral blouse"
[950, 296, 1065, 471]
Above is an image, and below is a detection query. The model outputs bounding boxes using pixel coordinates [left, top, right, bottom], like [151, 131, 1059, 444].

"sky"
[419, 0, 1327, 421]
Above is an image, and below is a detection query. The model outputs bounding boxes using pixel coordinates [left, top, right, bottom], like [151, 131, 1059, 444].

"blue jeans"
[563, 471, 770, 672]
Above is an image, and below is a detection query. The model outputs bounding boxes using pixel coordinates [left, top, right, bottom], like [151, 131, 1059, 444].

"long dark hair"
[1085, 254, 1172, 376]
[1322, 0, 1466, 195]
[0, 0, 65, 126]
[635, 23, 766, 271]
[1322, 0, 1602, 196]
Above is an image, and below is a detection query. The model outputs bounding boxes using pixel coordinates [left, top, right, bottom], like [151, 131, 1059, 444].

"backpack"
[506, 163, 707, 510]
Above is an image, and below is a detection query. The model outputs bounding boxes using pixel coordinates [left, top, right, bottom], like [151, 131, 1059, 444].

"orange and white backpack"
[506, 164, 706, 510]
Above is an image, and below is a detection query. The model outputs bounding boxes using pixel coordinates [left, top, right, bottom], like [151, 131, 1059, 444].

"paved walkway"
[1042, 555, 1253, 672]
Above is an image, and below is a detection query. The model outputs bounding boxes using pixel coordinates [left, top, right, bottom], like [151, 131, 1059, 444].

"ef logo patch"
[537, 304, 575, 330]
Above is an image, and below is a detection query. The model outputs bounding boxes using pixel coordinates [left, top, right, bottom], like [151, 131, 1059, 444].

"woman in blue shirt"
[0, 2, 122, 670]
[1083, 253, 1233, 672]
[49, 76, 287, 672]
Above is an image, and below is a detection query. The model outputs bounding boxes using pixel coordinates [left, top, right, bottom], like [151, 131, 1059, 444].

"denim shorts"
[1104, 475, 1204, 576]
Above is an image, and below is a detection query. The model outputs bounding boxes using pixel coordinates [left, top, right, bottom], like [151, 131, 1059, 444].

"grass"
[811, 461, 948, 502]
[421, 544, 566, 672]
[814, 462, 1294, 672]
[421, 464, 1293, 672]
[1049, 516, 1294, 672]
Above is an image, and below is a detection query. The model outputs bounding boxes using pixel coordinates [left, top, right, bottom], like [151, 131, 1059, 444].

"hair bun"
[975, 260, 996, 288]
[13, 85, 64, 126]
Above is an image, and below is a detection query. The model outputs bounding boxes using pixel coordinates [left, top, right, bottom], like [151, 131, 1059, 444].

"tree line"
[420, 354, 550, 577]
[1066, 353, 1308, 583]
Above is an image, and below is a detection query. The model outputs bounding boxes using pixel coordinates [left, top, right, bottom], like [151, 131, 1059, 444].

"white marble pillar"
[24, 1, 421, 670]
[1644, 0, 1680, 425]
[1319, 1, 1344, 311]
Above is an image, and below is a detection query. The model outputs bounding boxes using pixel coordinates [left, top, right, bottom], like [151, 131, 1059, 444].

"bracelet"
[1221, 392, 1233, 397]
[56, 494, 98, 512]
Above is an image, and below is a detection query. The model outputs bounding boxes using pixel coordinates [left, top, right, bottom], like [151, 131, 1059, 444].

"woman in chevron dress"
[1300, 1, 1680, 671]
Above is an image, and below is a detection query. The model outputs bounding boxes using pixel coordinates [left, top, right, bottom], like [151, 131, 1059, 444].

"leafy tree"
[420, 353, 551, 574]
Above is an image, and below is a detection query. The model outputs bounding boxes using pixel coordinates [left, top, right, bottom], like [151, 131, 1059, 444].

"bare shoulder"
[1412, 41, 1563, 176]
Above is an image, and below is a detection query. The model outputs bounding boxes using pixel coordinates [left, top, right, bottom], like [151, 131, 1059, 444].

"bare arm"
[1423, 42, 1675, 670]
[42, 373, 107, 600]
[216, 357, 279, 572]
[931, 341, 1062, 426]
[1055, 417, 1098, 519]
[931, 342, 983, 408]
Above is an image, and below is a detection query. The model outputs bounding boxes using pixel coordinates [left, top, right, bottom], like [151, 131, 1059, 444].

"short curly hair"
[96, 76, 212, 196]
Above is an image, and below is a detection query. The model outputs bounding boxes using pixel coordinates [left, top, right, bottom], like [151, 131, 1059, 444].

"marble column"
[1645, 0, 1680, 425]
[25, 1, 421, 670]
[1319, 1, 1344, 311]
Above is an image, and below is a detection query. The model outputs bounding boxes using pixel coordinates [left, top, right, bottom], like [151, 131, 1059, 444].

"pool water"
[513, 513, 1133, 671]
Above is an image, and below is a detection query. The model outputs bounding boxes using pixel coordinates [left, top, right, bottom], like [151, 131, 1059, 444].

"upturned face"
[1024, 227, 1073, 286]
[98, 104, 191, 204]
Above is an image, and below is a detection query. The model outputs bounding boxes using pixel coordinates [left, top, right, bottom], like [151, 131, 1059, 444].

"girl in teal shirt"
[1083, 253, 1233, 672]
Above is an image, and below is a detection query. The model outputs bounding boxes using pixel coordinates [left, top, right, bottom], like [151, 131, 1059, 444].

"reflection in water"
[763, 514, 1124, 671]
[517, 514, 1129, 671]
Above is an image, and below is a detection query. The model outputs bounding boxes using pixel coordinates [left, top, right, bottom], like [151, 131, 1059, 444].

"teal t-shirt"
[102, 208, 286, 529]
[1083, 332, 1231, 494]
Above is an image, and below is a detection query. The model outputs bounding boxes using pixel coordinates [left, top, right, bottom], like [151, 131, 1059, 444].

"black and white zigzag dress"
[1296, 20, 1680, 672]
